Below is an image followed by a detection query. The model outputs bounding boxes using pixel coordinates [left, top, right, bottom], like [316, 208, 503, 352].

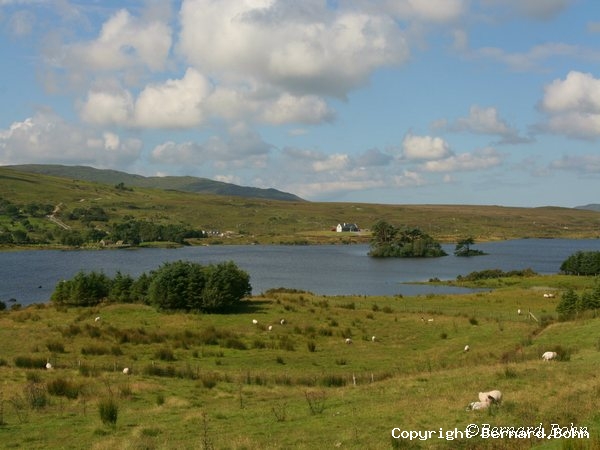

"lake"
[2, 239, 600, 306]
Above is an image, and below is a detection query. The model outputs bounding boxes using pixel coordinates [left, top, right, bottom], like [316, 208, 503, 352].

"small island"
[453, 237, 487, 257]
[368, 220, 447, 257]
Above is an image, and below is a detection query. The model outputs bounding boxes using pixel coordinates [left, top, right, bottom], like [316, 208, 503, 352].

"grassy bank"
[1, 276, 599, 449]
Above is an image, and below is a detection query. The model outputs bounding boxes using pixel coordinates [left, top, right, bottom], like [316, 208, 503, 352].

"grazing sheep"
[95, 316, 101, 322]
[268, 325, 273, 331]
[467, 400, 490, 411]
[478, 390, 502, 404]
[252, 319, 258, 325]
[517, 309, 522, 315]
[543, 293, 555, 298]
[542, 351, 557, 361]
[123, 367, 130, 375]
[280, 319, 286, 325]
[45, 362, 53, 370]
[371, 335, 376, 342]
[345, 338, 353, 344]
[464, 344, 470, 352]
[428, 318, 434, 323]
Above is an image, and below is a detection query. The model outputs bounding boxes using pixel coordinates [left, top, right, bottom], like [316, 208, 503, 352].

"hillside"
[5, 164, 304, 202]
[1, 165, 600, 247]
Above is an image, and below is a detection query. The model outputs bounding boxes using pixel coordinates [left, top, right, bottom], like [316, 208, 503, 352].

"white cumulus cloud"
[402, 134, 451, 160]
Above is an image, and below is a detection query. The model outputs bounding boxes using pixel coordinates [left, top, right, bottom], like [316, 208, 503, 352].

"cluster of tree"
[369, 220, 447, 257]
[68, 206, 109, 223]
[556, 283, 600, 320]
[108, 219, 206, 245]
[51, 260, 251, 312]
[560, 251, 600, 276]
[0, 197, 54, 219]
[454, 237, 486, 257]
[456, 268, 537, 282]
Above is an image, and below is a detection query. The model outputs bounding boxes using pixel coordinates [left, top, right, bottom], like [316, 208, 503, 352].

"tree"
[454, 237, 486, 257]
[51, 271, 111, 306]
[556, 289, 578, 319]
[146, 260, 250, 312]
[201, 261, 252, 312]
[560, 251, 600, 276]
[369, 221, 447, 258]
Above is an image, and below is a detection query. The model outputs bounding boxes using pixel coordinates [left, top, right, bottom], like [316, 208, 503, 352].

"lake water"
[2, 239, 600, 306]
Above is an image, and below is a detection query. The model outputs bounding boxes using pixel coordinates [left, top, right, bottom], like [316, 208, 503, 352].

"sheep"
[517, 308, 522, 315]
[542, 351, 557, 361]
[428, 318, 434, 323]
[280, 319, 286, 325]
[371, 335, 376, 342]
[543, 293, 555, 298]
[464, 344, 470, 352]
[94, 316, 101, 322]
[123, 367, 130, 375]
[268, 325, 273, 331]
[45, 362, 53, 370]
[467, 400, 490, 411]
[478, 390, 502, 404]
[252, 319, 258, 325]
[345, 338, 353, 344]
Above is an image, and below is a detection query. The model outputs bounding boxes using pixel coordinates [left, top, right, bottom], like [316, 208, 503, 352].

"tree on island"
[454, 237, 486, 257]
[369, 220, 447, 258]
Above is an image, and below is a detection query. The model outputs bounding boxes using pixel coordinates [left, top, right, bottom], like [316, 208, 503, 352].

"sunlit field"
[1, 275, 599, 449]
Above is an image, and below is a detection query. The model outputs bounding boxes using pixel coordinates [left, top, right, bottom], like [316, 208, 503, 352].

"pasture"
[0, 277, 599, 449]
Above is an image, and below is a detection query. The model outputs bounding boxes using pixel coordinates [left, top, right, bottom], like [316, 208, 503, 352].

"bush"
[51, 271, 111, 306]
[47, 378, 80, 399]
[98, 397, 118, 426]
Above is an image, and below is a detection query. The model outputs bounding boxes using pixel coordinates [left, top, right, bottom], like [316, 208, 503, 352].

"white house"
[336, 223, 360, 232]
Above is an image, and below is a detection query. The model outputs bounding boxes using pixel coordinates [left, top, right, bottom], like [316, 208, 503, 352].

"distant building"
[336, 223, 360, 232]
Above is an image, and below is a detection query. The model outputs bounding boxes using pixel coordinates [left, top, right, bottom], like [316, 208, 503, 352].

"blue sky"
[1, 0, 599, 207]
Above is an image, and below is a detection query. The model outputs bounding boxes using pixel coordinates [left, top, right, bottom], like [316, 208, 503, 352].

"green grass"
[0, 278, 599, 449]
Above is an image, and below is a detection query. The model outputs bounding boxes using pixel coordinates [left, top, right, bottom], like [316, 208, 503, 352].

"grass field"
[1, 276, 599, 449]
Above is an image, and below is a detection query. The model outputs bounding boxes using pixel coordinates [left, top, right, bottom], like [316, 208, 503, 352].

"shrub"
[98, 397, 118, 426]
[14, 355, 47, 369]
[307, 341, 317, 352]
[46, 340, 65, 353]
[47, 378, 80, 399]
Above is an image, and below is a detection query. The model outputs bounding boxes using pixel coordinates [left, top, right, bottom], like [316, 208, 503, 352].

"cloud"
[260, 93, 335, 125]
[150, 123, 272, 168]
[402, 134, 451, 160]
[550, 155, 600, 173]
[7, 9, 35, 37]
[0, 111, 142, 167]
[61, 9, 172, 73]
[378, 0, 466, 23]
[481, 0, 575, 21]
[177, 0, 409, 98]
[539, 71, 600, 139]
[447, 105, 530, 144]
[468, 42, 595, 72]
[134, 68, 212, 128]
[421, 147, 503, 172]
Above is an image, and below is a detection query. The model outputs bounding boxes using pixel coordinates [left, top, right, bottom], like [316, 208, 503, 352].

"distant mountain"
[5, 164, 305, 202]
[575, 204, 600, 212]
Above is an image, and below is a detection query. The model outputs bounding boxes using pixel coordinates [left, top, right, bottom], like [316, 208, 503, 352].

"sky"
[0, 0, 599, 208]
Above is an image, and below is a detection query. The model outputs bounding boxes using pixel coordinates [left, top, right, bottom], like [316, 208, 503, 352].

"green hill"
[5, 164, 304, 202]
[1, 165, 599, 248]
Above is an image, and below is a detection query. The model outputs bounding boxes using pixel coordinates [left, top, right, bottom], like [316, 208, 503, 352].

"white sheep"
[464, 344, 470, 352]
[428, 318, 434, 323]
[123, 367, 130, 375]
[268, 325, 273, 331]
[542, 351, 557, 361]
[94, 316, 101, 322]
[478, 390, 502, 404]
[345, 338, 353, 344]
[45, 362, 53, 370]
[252, 319, 258, 325]
[467, 400, 490, 410]
[371, 335, 376, 342]
[517, 308, 522, 315]
[280, 319, 286, 325]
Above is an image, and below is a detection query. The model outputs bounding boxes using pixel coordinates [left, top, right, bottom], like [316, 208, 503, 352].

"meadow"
[1, 275, 599, 449]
